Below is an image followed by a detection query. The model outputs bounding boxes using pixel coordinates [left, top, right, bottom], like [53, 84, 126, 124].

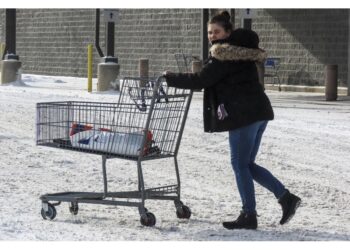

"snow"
[0, 74, 349, 242]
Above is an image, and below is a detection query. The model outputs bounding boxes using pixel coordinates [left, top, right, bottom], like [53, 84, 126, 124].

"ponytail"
[208, 11, 233, 33]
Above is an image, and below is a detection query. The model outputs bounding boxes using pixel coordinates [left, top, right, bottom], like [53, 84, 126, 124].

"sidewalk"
[266, 89, 350, 106]
[265, 83, 349, 96]
[192, 86, 350, 108]
[265, 92, 350, 119]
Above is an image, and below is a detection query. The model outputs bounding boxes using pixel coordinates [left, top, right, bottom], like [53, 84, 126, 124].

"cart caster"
[69, 202, 79, 215]
[41, 203, 57, 220]
[140, 212, 156, 227]
[176, 205, 191, 219]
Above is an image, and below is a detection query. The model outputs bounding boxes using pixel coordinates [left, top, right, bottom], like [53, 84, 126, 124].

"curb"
[264, 84, 348, 95]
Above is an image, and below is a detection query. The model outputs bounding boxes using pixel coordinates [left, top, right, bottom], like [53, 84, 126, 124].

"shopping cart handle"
[128, 87, 148, 112]
[157, 86, 169, 103]
[155, 76, 169, 103]
[127, 76, 169, 111]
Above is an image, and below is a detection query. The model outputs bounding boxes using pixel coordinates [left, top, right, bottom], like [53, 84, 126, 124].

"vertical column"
[97, 9, 120, 91]
[201, 9, 209, 62]
[325, 65, 338, 101]
[243, 19, 252, 29]
[348, 10, 350, 96]
[5, 9, 16, 55]
[1, 9, 21, 85]
[106, 22, 115, 57]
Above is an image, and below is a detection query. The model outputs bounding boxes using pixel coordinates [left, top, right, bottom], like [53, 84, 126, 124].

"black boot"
[223, 211, 257, 230]
[278, 190, 301, 225]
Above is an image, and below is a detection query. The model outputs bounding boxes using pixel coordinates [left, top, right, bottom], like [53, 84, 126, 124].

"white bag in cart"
[70, 129, 147, 157]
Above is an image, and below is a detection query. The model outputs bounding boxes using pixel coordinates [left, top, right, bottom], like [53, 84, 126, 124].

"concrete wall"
[0, 9, 348, 86]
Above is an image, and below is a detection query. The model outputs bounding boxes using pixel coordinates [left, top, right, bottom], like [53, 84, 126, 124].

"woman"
[163, 11, 301, 230]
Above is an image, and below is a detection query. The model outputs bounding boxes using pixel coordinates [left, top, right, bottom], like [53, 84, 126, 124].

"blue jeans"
[229, 120, 286, 214]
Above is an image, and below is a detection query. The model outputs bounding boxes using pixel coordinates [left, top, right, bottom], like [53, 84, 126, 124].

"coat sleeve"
[164, 58, 228, 90]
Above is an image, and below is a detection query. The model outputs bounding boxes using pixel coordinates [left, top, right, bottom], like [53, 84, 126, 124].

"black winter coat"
[164, 43, 274, 132]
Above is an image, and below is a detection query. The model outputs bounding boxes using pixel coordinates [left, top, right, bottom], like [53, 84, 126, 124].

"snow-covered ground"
[0, 74, 349, 241]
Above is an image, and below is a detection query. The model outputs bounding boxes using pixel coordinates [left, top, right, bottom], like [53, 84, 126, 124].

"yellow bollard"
[0, 43, 5, 56]
[87, 44, 93, 92]
[0, 43, 5, 74]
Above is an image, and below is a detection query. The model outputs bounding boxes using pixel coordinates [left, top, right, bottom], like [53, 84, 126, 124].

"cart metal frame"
[36, 76, 193, 226]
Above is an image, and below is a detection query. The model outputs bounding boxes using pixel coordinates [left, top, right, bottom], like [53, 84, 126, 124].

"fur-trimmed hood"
[209, 43, 267, 63]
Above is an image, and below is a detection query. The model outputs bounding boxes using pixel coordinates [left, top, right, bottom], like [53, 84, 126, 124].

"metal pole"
[5, 9, 16, 55]
[201, 9, 209, 61]
[95, 9, 104, 58]
[106, 22, 115, 57]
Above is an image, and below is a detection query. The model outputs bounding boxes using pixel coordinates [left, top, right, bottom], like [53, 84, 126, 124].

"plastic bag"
[69, 123, 156, 157]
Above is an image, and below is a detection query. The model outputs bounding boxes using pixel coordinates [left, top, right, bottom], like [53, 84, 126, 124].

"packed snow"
[0, 74, 349, 242]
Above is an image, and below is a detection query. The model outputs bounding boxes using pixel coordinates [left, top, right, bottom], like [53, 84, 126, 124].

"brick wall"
[0, 9, 201, 79]
[253, 9, 348, 87]
[15, 9, 102, 77]
[115, 9, 201, 78]
[0, 9, 348, 86]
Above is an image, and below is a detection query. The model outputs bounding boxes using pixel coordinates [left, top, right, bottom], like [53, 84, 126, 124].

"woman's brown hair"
[208, 11, 233, 33]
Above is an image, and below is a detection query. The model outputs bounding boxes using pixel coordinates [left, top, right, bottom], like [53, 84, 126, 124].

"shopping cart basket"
[36, 76, 193, 226]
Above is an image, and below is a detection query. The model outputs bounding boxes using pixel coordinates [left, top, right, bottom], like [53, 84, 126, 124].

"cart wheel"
[140, 212, 156, 227]
[69, 202, 79, 215]
[41, 203, 57, 220]
[176, 205, 191, 219]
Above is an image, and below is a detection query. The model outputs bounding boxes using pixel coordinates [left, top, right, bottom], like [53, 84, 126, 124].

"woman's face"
[207, 23, 231, 44]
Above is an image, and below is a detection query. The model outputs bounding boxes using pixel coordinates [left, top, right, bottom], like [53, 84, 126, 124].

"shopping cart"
[36, 76, 193, 226]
